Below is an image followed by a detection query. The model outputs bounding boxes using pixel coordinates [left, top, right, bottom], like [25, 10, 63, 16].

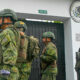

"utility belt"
[50, 60, 57, 68]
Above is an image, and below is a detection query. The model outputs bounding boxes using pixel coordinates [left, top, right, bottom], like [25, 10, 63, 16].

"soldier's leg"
[20, 72, 30, 80]
[19, 63, 31, 80]
[41, 68, 51, 80]
[41, 67, 57, 80]
[41, 73, 57, 80]
[41, 73, 55, 80]
[16, 63, 29, 80]
[52, 74, 56, 80]
[8, 66, 19, 80]
[41, 73, 49, 80]
[50, 67, 57, 80]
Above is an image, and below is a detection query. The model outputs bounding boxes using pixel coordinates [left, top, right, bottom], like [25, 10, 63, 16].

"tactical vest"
[41, 42, 57, 70]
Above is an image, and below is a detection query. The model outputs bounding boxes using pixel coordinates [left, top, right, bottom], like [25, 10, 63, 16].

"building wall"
[64, 19, 74, 80]
[64, 18, 80, 80]
[71, 20, 80, 80]
[0, 0, 71, 17]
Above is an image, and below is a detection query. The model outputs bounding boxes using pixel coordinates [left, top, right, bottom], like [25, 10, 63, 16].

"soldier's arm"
[40, 47, 57, 63]
[0, 29, 18, 66]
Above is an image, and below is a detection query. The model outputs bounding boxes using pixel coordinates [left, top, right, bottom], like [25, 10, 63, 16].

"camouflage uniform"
[14, 21, 40, 80]
[40, 32, 58, 80]
[0, 9, 19, 80]
[0, 26, 20, 80]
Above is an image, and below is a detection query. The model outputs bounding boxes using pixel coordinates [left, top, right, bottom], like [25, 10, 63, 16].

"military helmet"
[0, 9, 17, 21]
[14, 21, 27, 31]
[42, 31, 55, 40]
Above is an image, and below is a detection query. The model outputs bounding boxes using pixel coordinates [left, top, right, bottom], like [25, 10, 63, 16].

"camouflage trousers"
[0, 64, 19, 80]
[16, 62, 32, 80]
[41, 66, 57, 80]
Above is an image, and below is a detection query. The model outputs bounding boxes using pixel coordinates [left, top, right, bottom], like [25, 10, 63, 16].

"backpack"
[17, 33, 28, 63]
[27, 36, 40, 61]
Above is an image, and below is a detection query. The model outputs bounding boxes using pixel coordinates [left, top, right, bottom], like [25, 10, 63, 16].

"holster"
[51, 60, 57, 68]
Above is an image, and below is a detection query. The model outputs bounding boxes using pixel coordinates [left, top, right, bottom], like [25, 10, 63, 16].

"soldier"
[75, 48, 80, 80]
[14, 21, 40, 80]
[0, 9, 19, 80]
[40, 32, 58, 80]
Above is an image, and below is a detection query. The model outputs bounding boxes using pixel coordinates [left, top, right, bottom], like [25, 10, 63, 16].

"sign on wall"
[76, 33, 80, 41]
[38, 9, 47, 14]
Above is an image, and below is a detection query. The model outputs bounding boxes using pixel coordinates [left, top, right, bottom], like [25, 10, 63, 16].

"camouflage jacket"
[0, 25, 20, 66]
[40, 42, 57, 69]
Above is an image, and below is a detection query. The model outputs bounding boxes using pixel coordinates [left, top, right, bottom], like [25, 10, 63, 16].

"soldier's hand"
[20, 32, 24, 36]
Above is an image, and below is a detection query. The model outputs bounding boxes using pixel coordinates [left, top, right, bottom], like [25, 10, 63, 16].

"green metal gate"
[24, 21, 65, 80]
